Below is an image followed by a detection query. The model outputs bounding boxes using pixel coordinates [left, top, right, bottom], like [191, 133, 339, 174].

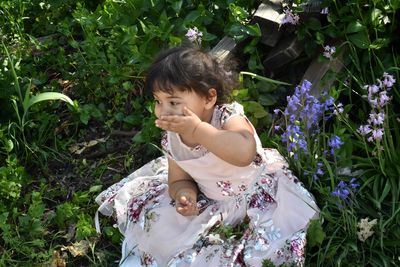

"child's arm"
[192, 115, 256, 167]
[157, 107, 257, 167]
[168, 158, 199, 216]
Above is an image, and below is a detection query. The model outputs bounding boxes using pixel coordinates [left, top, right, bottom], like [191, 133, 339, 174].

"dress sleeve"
[219, 102, 246, 128]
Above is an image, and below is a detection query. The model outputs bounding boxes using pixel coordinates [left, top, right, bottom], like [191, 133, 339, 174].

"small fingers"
[155, 116, 184, 131]
[183, 106, 194, 116]
[179, 195, 190, 205]
[177, 204, 198, 216]
[160, 115, 183, 122]
[176, 195, 198, 216]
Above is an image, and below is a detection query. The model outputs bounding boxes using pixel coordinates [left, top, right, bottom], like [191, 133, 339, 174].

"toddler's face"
[153, 89, 208, 120]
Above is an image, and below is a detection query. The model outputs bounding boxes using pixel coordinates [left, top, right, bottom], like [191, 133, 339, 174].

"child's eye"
[170, 101, 179, 106]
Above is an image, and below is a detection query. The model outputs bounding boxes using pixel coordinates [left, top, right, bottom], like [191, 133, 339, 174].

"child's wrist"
[192, 121, 203, 137]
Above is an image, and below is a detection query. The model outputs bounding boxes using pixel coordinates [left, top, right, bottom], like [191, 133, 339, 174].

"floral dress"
[95, 102, 319, 267]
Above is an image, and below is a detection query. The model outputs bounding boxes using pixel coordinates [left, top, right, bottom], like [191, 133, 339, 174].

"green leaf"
[369, 38, 389, 49]
[258, 94, 278, 106]
[80, 112, 90, 125]
[245, 24, 261, 37]
[390, 0, 400, 9]
[5, 140, 13, 153]
[306, 17, 321, 30]
[245, 101, 268, 118]
[184, 10, 200, 22]
[89, 185, 102, 193]
[169, 0, 182, 14]
[345, 21, 365, 34]
[28, 92, 74, 110]
[22, 84, 31, 112]
[315, 31, 325, 45]
[348, 32, 369, 49]
[378, 180, 391, 203]
[307, 219, 326, 247]
[201, 32, 217, 42]
[138, 19, 148, 34]
[370, 8, 383, 26]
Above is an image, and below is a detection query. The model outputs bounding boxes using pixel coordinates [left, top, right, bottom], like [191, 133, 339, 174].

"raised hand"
[155, 106, 202, 137]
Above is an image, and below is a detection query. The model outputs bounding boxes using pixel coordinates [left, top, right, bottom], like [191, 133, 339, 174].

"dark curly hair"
[144, 45, 238, 105]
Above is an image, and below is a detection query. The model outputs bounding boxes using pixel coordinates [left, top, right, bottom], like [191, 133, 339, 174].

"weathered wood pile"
[211, 0, 344, 97]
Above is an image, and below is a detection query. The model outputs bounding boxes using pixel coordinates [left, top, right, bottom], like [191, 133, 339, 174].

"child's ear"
[205, 88, 217, 109]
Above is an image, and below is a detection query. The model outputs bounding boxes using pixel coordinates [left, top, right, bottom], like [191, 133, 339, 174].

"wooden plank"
[263, 35, 304, 70]
[210, 36, 236, 62]
[300, 0, 324, 14]
[251, 2, 285, 47]
[301, 47, 345, 96]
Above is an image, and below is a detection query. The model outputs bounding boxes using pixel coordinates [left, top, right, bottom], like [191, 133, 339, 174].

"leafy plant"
[2, 41, 76, 162]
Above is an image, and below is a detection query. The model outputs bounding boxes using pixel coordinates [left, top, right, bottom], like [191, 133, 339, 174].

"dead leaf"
[61, 240, 90, 257]
[69, 137, 108, 155]
[51, 251, 66, 267]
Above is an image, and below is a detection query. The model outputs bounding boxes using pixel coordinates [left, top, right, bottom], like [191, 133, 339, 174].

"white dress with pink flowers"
[95, 102, 319, 267]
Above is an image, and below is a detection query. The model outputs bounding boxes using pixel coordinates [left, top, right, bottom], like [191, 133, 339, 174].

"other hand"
[175, 189, 198, 216]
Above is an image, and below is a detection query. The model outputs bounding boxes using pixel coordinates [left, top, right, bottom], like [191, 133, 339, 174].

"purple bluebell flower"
[331, 181, 349, 199]
[281, 9, 300, 25]
[328, 135, 344, 155]
[333, 102, 344, 115]
[331, 178, 359, 207]
[323, 45, 336, 59]
[279, 80, 337, 158]
[300, 79, 312, 92]
[371, 128, 384, 141]
[381, 72, 396, 88]
[379, 91, 390, 107]
[368, 111, 385, 126]
[315, 162, 324, 176]
[357, 125, 372, 136]
[185, 27, 203, 44]
[349, 178, 359, 189]
[366, 84, 380, 95]
[358, 73, 395, 143]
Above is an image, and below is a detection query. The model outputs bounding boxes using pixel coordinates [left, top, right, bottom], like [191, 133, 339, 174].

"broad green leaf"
[245, 24, 261, 37]
[28, 92, 74, 110]
[184, 10, 200, 22]
[390, 0, 400, 9]
[258, 94, 278, 106]
[307, 219, 326, 247]
[169, 0, 182, 14]
[346, 21, 365, 34]
[306, 17, 321, 30]
[5, 140, 13, 152]
[245, 101, 268, 118]
[348, 32, 369, 49]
